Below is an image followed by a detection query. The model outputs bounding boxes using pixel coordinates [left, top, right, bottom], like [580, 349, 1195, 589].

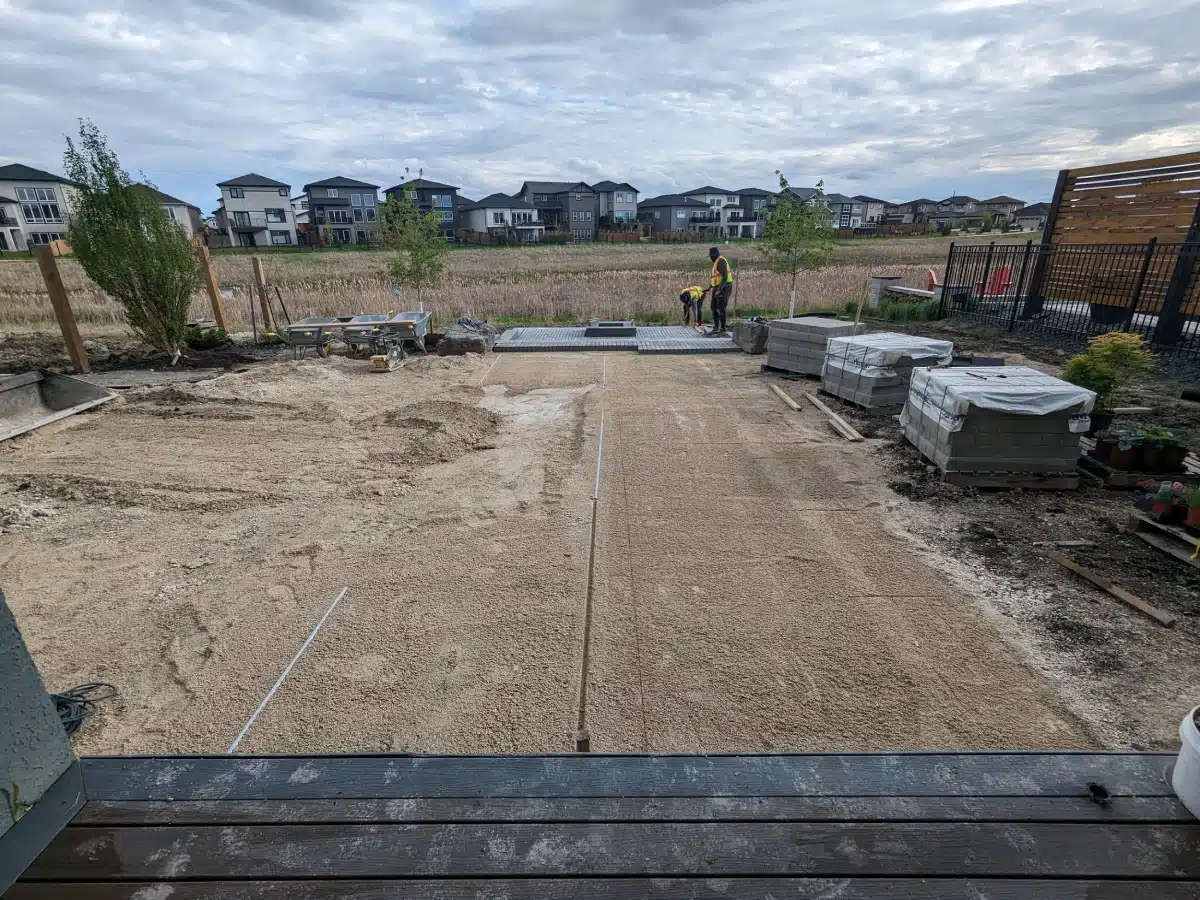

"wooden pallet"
[942, 471, 1080, 490]
[760, 363, 818, 380]
[1076, 452, 1191, 488]
[1126, 511, 1200, 571]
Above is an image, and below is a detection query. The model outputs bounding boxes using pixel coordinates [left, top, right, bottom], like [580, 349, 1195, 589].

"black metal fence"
[939, 239, 1200, 374]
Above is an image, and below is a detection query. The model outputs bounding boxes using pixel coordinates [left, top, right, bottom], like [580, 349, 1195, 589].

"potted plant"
[1107, 427, 1141, 471]
[1063, 333, 1157, 435]
[1149, 481, 1183, 523]
[1140, 426, 1169, 472]
[1160, 429, 1190, 474]
[1093, 428, 1116, 463]
[1185, 486, 1200, 532]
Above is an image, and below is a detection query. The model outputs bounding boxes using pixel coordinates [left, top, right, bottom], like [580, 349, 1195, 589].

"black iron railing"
[940, 240, 1200, 372]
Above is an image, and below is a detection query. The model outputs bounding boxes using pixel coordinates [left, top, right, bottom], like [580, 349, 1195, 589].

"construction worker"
[678, 285, 708, 327]
[708, 246, 733, 335]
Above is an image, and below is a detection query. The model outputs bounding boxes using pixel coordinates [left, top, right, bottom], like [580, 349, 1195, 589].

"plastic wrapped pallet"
[766, 317, 865, 375]
[821, 333, 954, 412]
[901, 366, 1094, 474]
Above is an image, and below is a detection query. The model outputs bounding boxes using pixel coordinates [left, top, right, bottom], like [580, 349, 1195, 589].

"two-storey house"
[682, 186, 743, 236]
[0, 163, 79, 251]
[591, 181, 639, 226]
[979, 195, 1025, 224]
[727, 187, 776, 238]
[1015, 202, 1051, 232]
[636, 194, 712, 236]
[137, 186, 202, 237]
[937, 195, 979, 216]
[460, 194, 544, 242]
[383, 178, 461, 236]
[894, 198, 938, 224]
[824, 193, 865, 228]
[515, 181, 600, 241]
[853, 195, 888, 227]
[216, 173, 296, 248]
[303, 177, 380, 246]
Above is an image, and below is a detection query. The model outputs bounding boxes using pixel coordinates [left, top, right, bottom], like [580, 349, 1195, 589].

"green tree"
[63, 120, 199, 362]
[760, 172, 835, 316]
[379, 188, 448, 310]
[980, 213, 994, 233]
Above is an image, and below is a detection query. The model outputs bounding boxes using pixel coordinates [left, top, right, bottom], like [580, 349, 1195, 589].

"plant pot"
[1172, 705, 1200, 819]
[1170, 502, 1189, 525]
[1093, 438, 1115, 463]
[1162, 445, 1189, 473]
[1151, 499, 1177, 522]
[1139, 445, 1163, 472]
[1109, 446, 1136, 470]
[1087, 412, 1113, 438]
[1187, 505, 1200, 531]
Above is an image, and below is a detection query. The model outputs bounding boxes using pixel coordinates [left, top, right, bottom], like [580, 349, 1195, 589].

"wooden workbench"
[6, 752, 1198, 898]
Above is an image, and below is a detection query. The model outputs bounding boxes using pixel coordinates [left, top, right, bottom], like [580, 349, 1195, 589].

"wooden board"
[800, 390, 865, 441]
[942, 472, 1079, 491]
[1126, 511, 1200, 571]
[35, 246, 89, 375]
[1047, 550, 1178, 627]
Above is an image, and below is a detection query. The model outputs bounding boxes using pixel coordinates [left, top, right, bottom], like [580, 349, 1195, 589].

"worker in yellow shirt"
[678, 285, 709, 328]
[708, 246, 733, 335]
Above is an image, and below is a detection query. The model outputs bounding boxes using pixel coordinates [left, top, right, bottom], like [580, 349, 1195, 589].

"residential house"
[979, 195, 1025, 224]
[1015, 202, 1051, 232]
[853, 195, 888, 227]
[824, 193, 865, 228]
[636, 194, 712, 235]
[928, 209, 988, 230]
[383, 178, 461, 235]
[133, 185, 202, 237]
[515, 181, 600, 241]
[303, 176, 380, 245]
[937, 195, 980, 216]
[681, 186, 744, 236]
[726, 187, 776, 238]
[0, 163, 80, 251]
[290, 195, 310, 226]
[216, 173, 296, 248]
[591, 181, 639, 225]
[893, 199, 938, 224]
[460, 193, 544, 242]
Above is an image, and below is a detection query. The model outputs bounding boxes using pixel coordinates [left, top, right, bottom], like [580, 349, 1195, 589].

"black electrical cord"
[51, 683, 117, 736]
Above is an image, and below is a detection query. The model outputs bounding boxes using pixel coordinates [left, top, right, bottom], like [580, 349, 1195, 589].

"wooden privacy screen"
[1041, 150, 1200, 314]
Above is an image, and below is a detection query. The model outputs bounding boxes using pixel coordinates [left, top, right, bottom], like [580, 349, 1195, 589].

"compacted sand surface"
[1, 351, 1094, 753]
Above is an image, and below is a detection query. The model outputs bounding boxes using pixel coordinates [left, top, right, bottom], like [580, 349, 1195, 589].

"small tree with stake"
[760, 172, 835, 317]
[379, 186, 448, 312]
[63, 120, 199, 364]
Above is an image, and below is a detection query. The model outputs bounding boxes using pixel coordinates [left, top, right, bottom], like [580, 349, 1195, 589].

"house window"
[585, 211, 592, 221]
[333, 228, 351, 242]
[575, 192, 582, 200]
[406, 190, 417, 200]
[353, 207, 364, 222]
[727, 195, 736, 203]
[493, 212, 504, 225]
[329, 210, 351, 224]
[840, 216, 850, 227]
[709, 199, 720, 207]
[299, 200, 309, 210]
[654, 211, 660, 219]
[366, 208, 377, 222]
[233, 211, 251, 226]
[229, 188, 244, 198]
[676, 210, 686, 219]
[17, 186, 64, 224]
[265, 208, 286, 223]
[270, 230, 291, 245]
[351, 193, 362, 207]
[162, 206, 176, 221]
[364, 194, 375, 207]
[571, 211, 578, 221]
[327, 188, 339, 198]
[432, 194, 452, 208]
[27, 232, 61, 245]
[440, 210, 454, 222]
[279, 188, 288, 196]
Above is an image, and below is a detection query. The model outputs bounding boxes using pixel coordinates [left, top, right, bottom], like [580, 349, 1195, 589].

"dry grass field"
[0, 234, 1037, 333]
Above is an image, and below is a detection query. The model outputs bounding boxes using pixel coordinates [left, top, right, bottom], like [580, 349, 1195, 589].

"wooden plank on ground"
[1047, 551, 1177, 627]
[72, 794, 1195, 826]
[26, 822, 1200, 879]
[800, 390, 865, 442]
[35, 246, 89, 374]
[80, 754, 1180, 803]
[12, 879, 1200, 900]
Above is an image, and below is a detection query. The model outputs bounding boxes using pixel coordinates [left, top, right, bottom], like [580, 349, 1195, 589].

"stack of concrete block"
[765, 317, 864, 375]
[822, 333, 954, 412]
[901, 366, 1094, 474]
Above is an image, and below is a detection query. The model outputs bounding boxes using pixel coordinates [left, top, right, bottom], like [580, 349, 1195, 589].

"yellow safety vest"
[684, 286, 705, 301]
[711, 256, 733, 287]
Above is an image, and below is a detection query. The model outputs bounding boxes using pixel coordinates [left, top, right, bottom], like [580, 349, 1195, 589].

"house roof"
[901, 198, 937, 206]
[940, 195, 979, 204]
[456, 195, 475, 207]
[781, 186, 821, 201]
[684, 186, 734, 196]
[135, 184, 199, 210]
[218, 172, 290, 188]
[591, 180, 639, 193]
[520, 180, 595, 195]
[0, 163, 78, 185]
[734, 187, 776, 196]
[638, 193, 710, 208]
[384, 177, 459, 193]
[1018, 202, 1051, 217]
[303, 176, 380, 190]
[463, 192, 537, 211]
[853, 194, 888, 204]
[823, 193, 860, 204]
[981, 195, 1024, 205]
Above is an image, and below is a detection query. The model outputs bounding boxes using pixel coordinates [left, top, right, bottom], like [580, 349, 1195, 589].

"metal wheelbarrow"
[283, 317, 345, 359]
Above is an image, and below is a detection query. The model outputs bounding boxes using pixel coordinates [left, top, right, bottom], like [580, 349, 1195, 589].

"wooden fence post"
[250, 256, 274, 332]
[35, 247, 89, 374]
[195, 242, 229, 331]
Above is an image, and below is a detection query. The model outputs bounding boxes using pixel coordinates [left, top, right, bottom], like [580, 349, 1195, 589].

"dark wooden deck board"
[9, 880, 1200, 900]
[80, 753, 1179, 801]
[25, 822, 1200, 879]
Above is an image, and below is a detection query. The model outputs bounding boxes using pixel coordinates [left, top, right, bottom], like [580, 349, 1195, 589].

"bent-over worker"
[708, 246, 733, 335]
[678, 285, 708, 327]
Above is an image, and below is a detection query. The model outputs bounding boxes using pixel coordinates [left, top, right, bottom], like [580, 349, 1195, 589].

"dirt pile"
[370, 400, 501, 466]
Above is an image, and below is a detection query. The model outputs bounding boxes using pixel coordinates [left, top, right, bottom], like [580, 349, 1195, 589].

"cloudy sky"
[3, 0, 1198, 211]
